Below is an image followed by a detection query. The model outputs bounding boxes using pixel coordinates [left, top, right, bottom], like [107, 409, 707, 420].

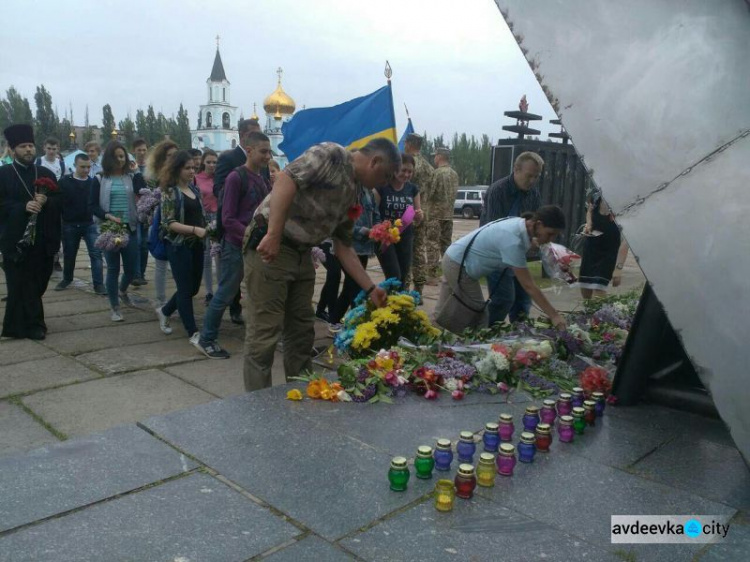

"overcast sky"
[1, 0, 560, 142]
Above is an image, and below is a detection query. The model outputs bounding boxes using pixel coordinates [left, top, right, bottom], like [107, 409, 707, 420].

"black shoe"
[1, 296, 7, 302]
[191, 337, 230, 359]
[28, 330, 46, 340]
[131, 277, 147, 287]
[93, 284, 107, 295]
[315, 310, 329, 322]
[230, 312, 244, 325]
[55, 280, 72, 291]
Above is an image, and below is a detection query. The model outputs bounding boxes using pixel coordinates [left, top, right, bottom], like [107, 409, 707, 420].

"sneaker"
[54, 280, 71, 291]
[191, 336, 230, 359]
[119, 291, 133, 307]
[111, 309, 123, 322]
[155, 307, 173, 335]
[131, 277, 147, 287]
[328, 323, 343, 334]
[93, 284, 107, 295]
[230, 312, 244, 325]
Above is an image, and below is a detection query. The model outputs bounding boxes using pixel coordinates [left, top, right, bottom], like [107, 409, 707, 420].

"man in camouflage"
[402, 133, 434, 293]
[242, 139, 398, 392]
[424, 147, 459, 281]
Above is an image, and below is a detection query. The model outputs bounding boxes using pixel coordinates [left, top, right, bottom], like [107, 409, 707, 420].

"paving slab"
[164, 355, 246, 398]
[42, 297, 112, 318]
[75, 339, 209, 374]
[698, 512, 750, 561]
[0, 425, 196, 532]
[41, 321, 170, 355]
[43, 308, 155, 333]
[143, 390, 426, 540]
[485, 452, 735, 558]
[22, 369, 215, 437]
[341, 495, 619, 562]
[0, 338, 57, 366]
[0, 473, 299, 562]
[0, 401, 59, 458]
[265, 535, 356, 561]
[631, 436, 750, 510]
[0, 356, 100, 398]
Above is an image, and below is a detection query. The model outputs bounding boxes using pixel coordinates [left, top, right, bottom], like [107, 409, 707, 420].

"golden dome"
[263, 68, 296, 116]
[251, 103, 259, 121]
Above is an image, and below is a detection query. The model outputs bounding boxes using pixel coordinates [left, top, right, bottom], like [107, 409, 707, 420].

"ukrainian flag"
[279, 84, 397, 161]
[397, 118, 415, 152]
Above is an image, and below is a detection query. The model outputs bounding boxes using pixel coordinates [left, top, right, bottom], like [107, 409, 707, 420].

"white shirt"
[39, 156, 63, 179]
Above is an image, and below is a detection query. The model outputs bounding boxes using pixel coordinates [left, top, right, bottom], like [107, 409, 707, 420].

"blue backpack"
[147, 204, 168, 260]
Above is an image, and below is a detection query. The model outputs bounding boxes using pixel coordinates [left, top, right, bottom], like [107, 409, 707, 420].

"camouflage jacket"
[411, 153, 434, 210]
[429, 165, 460, 219]
[254, 142, 357, 246]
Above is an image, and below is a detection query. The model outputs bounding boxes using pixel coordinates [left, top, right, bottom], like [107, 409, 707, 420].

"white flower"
[490, 351, 510, 372]
[537, 340, 554, 359]
[337, 390, 352, 402]
[444, 379, 459, 392]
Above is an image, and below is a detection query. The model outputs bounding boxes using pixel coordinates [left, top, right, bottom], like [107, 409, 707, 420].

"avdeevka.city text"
[611, 520, 730, 538]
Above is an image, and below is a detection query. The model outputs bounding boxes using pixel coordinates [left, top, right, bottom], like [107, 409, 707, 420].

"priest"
[0, 124, 62, 339]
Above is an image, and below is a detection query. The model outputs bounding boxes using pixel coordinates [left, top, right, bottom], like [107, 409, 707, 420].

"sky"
[0, 0, 560, 143]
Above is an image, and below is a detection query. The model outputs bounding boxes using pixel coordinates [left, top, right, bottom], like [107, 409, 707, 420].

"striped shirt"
[109, 177, 130, 224]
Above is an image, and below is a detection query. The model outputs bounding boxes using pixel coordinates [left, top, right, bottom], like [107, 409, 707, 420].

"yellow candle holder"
[434, 479, 456, 512]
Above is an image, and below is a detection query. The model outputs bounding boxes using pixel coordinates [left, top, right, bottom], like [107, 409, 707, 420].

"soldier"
[424, 147, 459, 282]
[402, 133, 433, 293]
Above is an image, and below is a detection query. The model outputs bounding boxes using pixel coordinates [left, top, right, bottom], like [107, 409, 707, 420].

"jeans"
[136, 222, 149, 279]
[104, 229, 139, 309]
[61, 222, 103, 286]
[377, 227, 414, 284]
[331, 255, 368, 324]
[202, 212, 218, 294]
[316, 241, 341, 317]
[200, 239, 243, 344]
[487, 269, 532, 325]
[162, 242, 204, 336]
[154, 259, 168, 304]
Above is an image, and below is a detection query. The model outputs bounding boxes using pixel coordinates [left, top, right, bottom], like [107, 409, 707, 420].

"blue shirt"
[445, 217, 531, 280]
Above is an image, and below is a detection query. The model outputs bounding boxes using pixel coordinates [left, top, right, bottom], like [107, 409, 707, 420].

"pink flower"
[497, 382, 510, 393]
[424, 389, 438, 400]
[385, 371, 397, 385]
[606, 395, 619, 405]
[456, 380, 465, 391]
[491, 344, 510, 357]
[451, 390, 465, 400]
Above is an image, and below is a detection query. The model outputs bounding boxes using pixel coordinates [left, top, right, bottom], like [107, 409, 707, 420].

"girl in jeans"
[194, 149, 219, 303]
[89, 142, 146, 321]
[154, 151, 207, 340]
[374, 153, 423, 284]
[145, 140, 178, 305]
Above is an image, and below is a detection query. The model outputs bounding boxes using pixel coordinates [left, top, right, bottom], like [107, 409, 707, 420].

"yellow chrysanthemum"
[286, 389, 303, 401]
[394, 219, 403, 227]
[371, 307, 400, 325]
[320, 388, 334, 400]
[387, 294, 415, 311]
[307, 380, 322, 399]
[352, 321, 379, 350]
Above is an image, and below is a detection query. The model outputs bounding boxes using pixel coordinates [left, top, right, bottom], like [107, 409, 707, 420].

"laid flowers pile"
[287, 285, 641, 405]
[333, 279, 440, 358]
[95, 221, 130, 251]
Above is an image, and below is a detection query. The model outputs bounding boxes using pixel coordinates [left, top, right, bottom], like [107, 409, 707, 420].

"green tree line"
[419, 131, 494, 186]
[0, 85, 192, 151]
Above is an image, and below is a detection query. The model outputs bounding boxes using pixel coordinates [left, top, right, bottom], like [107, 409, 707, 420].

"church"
[191, 40, 297, 168]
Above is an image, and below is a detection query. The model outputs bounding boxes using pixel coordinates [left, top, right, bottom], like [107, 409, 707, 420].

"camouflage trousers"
[425, 218, 453, 279]
[408, 221, 427, 290]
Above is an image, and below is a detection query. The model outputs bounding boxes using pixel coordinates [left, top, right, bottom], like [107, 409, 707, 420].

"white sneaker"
[111, 309, 124, 322]
[155, 307, 173, 335]
[189, 332, 200, 346]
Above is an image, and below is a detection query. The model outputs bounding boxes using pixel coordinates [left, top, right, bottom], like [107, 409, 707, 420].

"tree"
[0, 86, 34, 132]
[145, 105, 158, 145]
[135, 109, 147, 140]
[102, 104, 116, 139]
[174, 103, 191, 148]
[34, 85, 58, 148]
[118, 116, 136, 148]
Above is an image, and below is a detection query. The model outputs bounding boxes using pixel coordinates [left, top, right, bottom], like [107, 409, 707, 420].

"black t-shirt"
[182, 192, 203, 227]
[376, 181, 419, 223]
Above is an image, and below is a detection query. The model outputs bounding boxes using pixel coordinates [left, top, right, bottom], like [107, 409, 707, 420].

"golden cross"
[216, 34, 220, 48]
[277, 67, 283, 84]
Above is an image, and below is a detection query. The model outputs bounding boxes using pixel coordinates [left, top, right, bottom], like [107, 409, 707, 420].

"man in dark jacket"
[480, 151, 543, 325]
[0, 124, 62, 339]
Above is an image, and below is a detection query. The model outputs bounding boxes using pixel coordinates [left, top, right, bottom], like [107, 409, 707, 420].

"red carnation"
[347, 204, 363, 221]
[34, 177, 58, 193]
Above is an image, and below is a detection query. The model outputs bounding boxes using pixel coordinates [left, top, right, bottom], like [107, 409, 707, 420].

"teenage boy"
[35, 137, 66, 179]
[84, 141, 102, 177]
[55, 154, 105, 294]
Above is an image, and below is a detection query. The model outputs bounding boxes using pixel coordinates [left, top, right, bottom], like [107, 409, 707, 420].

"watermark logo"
[611, 516, 731, 544]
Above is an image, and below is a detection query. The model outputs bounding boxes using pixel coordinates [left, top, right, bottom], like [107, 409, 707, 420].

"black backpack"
[215, 165, 251, 240]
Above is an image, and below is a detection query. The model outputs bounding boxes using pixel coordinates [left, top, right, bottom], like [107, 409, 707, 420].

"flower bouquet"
[540, 242, 580, 284]
[95, 221, 130, 251]
[311, 246, 326, 269]
[369, 219, 402, 251]
[333, 278, 441, 358]
[335, 348, 410, 403]
[136, 188, 160, 224]
[17, 177, 59, 252]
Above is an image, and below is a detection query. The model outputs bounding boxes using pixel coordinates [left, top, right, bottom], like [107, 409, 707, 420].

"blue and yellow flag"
[279, 84, 397, 161]
[397, 118, 415, 152]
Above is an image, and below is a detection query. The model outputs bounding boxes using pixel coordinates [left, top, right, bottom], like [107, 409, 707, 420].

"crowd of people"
[0, 120, 628, 393]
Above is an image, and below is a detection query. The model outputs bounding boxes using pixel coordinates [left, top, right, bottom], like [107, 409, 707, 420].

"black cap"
[3, 124, 34, 149]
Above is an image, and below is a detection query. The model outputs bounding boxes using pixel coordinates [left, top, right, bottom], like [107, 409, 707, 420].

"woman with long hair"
[194, 149, 219, 303]
[374, 153, 423, 284]
[145, 140, 179, 305]
[89, 141, 146, 321]
[154, 151, 207, 340]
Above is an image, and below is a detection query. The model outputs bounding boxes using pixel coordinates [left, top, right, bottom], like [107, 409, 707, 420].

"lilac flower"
[424, 357, 476, 380]
[352, 383, 377, 402]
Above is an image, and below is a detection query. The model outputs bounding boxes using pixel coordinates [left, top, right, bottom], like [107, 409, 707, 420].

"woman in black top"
[373, 153, 423, 283]
[578, 194, 629, 299]
[155, 151, 207, 338]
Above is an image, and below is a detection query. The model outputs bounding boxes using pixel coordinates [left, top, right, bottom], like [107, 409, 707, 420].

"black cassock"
[0, 162, 62, 338]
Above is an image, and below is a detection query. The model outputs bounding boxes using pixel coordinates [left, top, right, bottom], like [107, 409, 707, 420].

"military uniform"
[407, 151, 434, 291]
[425, 162, 459, 278]
[243, 143, 358, 392]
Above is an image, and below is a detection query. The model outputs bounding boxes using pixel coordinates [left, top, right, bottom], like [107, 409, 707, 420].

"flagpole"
[384, 61, 398, 143]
